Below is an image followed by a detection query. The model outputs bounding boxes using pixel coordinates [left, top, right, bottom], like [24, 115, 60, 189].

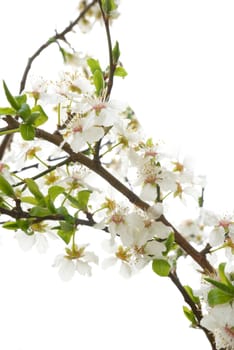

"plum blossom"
[53, 244, 98, 281]
[65, 114, 104, 152]
[202, 212, 234, 248]
[102, 212, 168, 277]
[201, 303, 234, 350]
[15, 223, 57, 254]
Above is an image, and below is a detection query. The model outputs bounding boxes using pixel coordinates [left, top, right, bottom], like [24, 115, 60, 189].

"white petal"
[119, 262, 132, 278]
[140, 184, 156, 201]
[209, 227, 225, 247]
[84, 251, 99, 264]
[15, 231, 35, 251]
[35, 234, 48, 254]
[153, 222, 172, 239]
[101, 257, 117, 269]
[76, 260, 92, 276]
[58, 259, 76, 282]
[83, 126, 104, 143]
[145, 241, 165, 258]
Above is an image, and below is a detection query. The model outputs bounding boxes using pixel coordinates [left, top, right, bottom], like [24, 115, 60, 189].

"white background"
[0, 1, 234, 349]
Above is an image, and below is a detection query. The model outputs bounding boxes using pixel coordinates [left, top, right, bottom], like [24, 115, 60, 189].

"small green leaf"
[205, 277, 234, 294]
[29, 206, 51, 217]
[4, 219, 32, 234]
[15, 94, 27, 106]
[207, 288, 234, 307]
[31, 105, 48, 126]
[20, 124, 35, 140]
[48, 186, 65, 202]
[184, 285, 200, 305]
[87, 58, 102, 75]
[114, 66, 128, 78]
[152, 259, 171, 277]
[183, 306, 197, 326]
[112, 41, 120, 64]
[76, 190, 91, 210]
[18, 103, 31, 120]
[93, 70, 105, 96]
[101, 0, 117, 14]
[0, 174, 15, 198]
[164, 233, 175, 255]
[57, 222, 75, 244]
[2, 80, 20, 110]
[0, 107, 16, 115]
[3, 221, 19, 230]
[25, 178, 45, 204]
[218, 263, 233, 287]
[20, 196, 38, 205]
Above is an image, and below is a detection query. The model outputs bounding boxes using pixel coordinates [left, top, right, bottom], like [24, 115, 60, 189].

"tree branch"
[33, 126, 216, 274]
[0, 0, 98, 162]
[169, 270, 217, 350]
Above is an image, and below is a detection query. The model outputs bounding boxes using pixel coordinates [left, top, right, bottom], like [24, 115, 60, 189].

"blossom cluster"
[0, 1, 233, 349]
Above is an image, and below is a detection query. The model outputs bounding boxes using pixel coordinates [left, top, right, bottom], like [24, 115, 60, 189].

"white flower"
[15, 231, 48, 254]
[53, 244, 98, 281]
[68, 115, 104, 152]
[144, 240, 166, 258]
[15, 224, 57, 254]
[81, 96, 126, 127]
[201, 304, 234, 350]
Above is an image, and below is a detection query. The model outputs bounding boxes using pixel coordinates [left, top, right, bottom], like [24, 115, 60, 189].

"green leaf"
[20, 124, 35, 140]
[114, 66, 128, 78]
[18, 103, 31, 120]
[101, 0, 117, 14]
[112, 41, 120, 64]
[183, 306, 197, 326]
[20, 196, 38, 205]
[58, 222, 75, 244]
[218, 263, 233, 287]
[24, 178, 45, 204]
[3, 221, 19, 230]
[205, 277, 234, 295]
[164, 232, 175, 255]
[29, 206, 51, 217]
[2, 80, 20, 110]
[15, 94, 27, 106]
[31, 105, 48, 126]
[184, 285, 200, 305]
[152, 259, 171, 277]
[16, 219, 31, 234]
[0, 174, 15, 198]
[76, 190, 91, 210]
[4, 219, 31, 234]
[207, 288, 234, 307]
[87, 58, 102, 75]
[93, 70, 105, 96]
[48, 186, 65, 202]
[0, 107, 16, 115]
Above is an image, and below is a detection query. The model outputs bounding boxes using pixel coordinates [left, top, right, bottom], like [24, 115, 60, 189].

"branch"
[169, 270, 217, 350]
[0, 0, 98, 162]
[33, 126, 215, 274]
[98, 0, 115, 100]
[19, 0, 98, 94]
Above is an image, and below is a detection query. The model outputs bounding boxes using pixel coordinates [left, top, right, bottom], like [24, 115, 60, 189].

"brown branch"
[19, 0, 98, 94]
[0, 0, 98, 162]
[169, 270, 217, 350]
[98, 0, 116, 100]
[33, 126, 215, 274]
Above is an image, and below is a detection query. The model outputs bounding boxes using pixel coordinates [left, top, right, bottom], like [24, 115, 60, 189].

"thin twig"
[169, 270, 217, 350]
[19, 0, 98, 94]
[0, 0, 98, 161]
[98, 0, 116, 100]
